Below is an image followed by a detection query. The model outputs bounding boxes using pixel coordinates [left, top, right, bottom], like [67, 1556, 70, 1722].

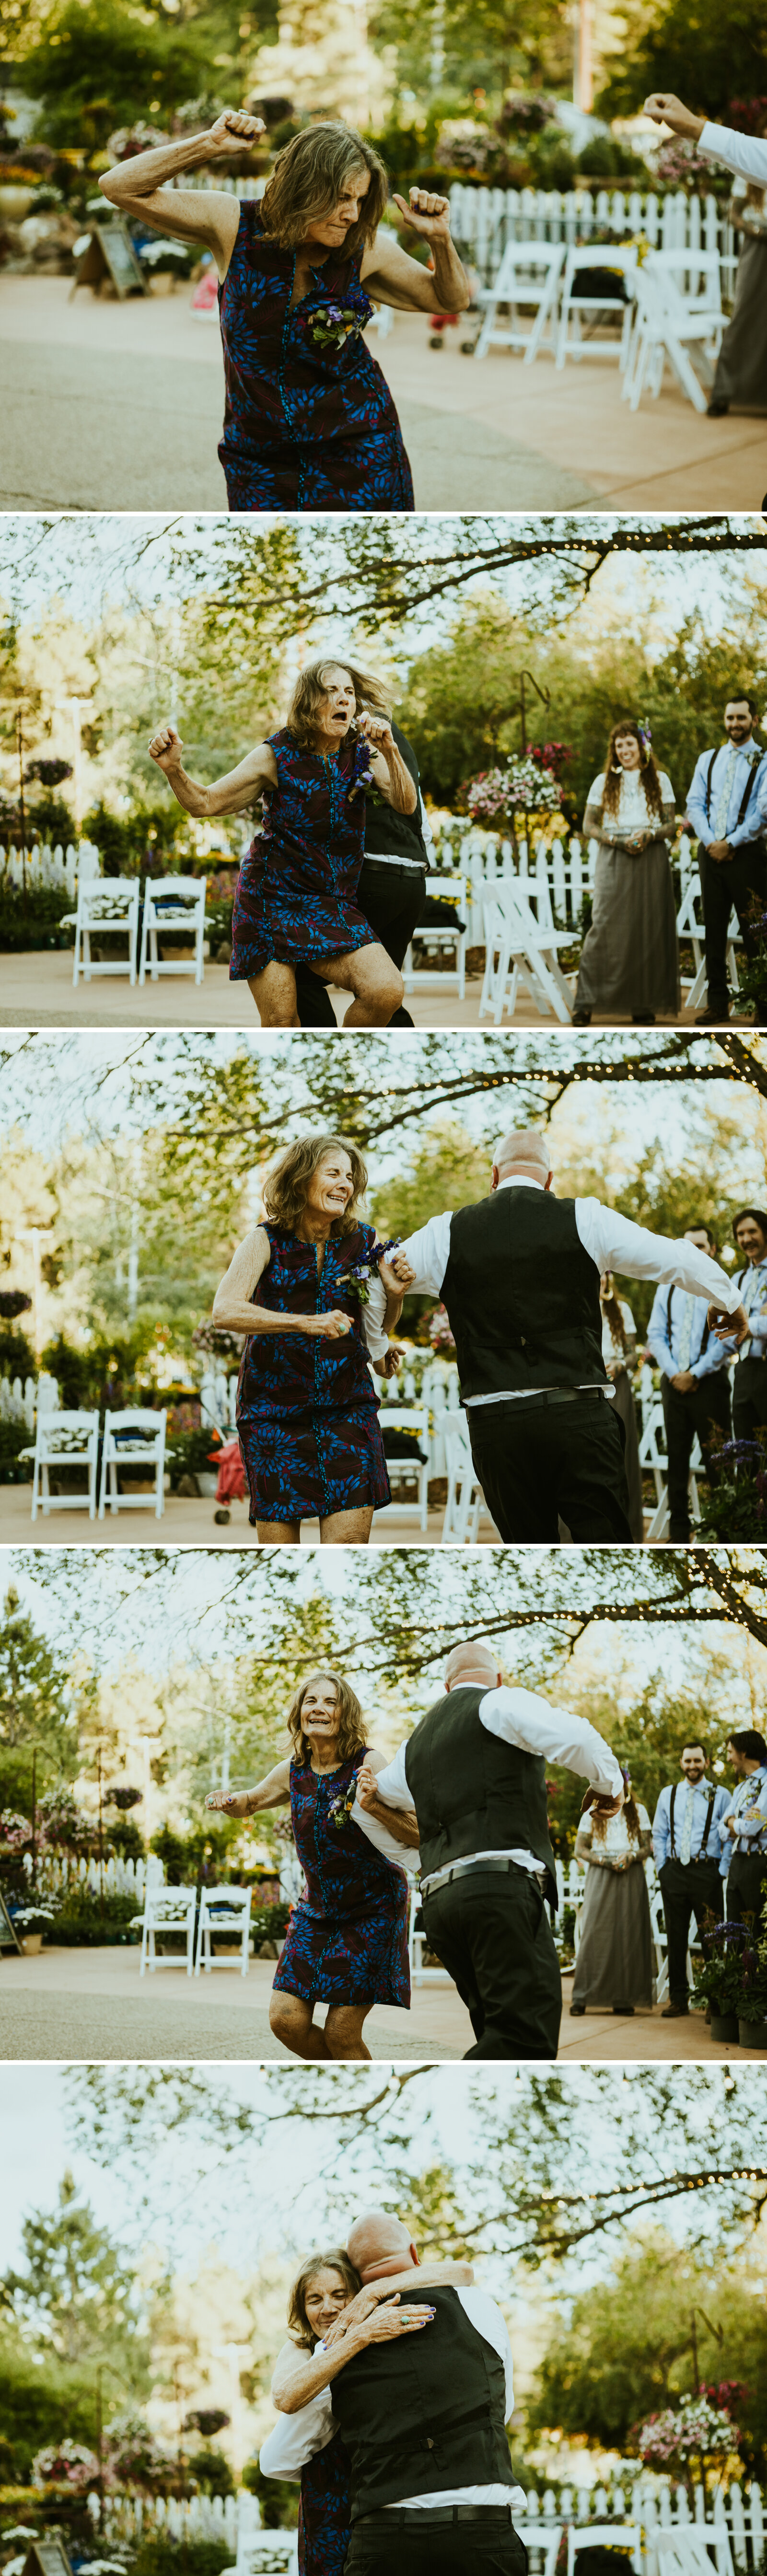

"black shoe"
[631, 1013, 655, 1023]
[569, 2004, 586, 2016]
[695, 1006, 730, 1025]
[572, 1008, 592, 1025]
[662, 2003, 690, 2017]
[707, 398, 729, 416]
[612, 2004, 635, 2014]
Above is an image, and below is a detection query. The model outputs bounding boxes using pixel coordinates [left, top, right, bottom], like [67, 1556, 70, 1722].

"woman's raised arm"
[207, 1756, 292, 1817]
[361, 195, 470, 315]
[271, 2295, 439, 2413]
[148, 725, 277, 817]
[100, 110, 265, 280]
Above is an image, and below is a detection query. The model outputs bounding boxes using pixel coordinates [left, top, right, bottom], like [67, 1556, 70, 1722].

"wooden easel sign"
[70, 216, 147, 301]
[0, 1891, 22, 1953]
[22, 2539, 76, 2576]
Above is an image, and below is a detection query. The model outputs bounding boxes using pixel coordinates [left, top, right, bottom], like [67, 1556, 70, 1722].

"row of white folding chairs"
[403, 874, 469, 1001]
[479, 861, 742, 1027]
[622, 249, 723, 415]
[474, 237, 722, 413]
[137, 1882, 253, 1977]
[62, 875, 208, 987]
[25, 1405, 169, 1521]
[372, 1406, 431, 1531]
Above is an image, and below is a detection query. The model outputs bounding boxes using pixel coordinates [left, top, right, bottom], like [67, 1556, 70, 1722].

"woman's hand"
[206, 1788, 251, 1814]
[304, 1309, 353, 1339]
[392, 188, 453, 244]
[357, 2298, 436, 2345]
[205, 109, 266, 155]
[149, 723, 184, 775]
[643, 93, 706, 141]
[358, 710, 395, 756]
[323, 2282, 410, 2344]
[355, 1762, 379, 1810]
[378, 1253, 416, 1295]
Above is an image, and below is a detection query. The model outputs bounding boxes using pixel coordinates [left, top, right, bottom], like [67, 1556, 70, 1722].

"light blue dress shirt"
[646, 1281, 732, 1382]
[686, 743, 767, 851]
[652, 1778, 731, 1874]
[733, 1259, 767, 1359]
[720, 1765, 767, 1869]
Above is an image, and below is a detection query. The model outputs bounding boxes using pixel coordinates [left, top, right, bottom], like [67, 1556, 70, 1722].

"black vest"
[363, 722, 427, 866]
[405, 1684, 558, 1902]
[330, 2283, 514, 2519]
[441, 1188, 606, 1400]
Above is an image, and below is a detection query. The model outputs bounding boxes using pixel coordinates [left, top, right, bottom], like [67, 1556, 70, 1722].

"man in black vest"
[686, 692, 767, 1025]
[379, 1127, 747, 1544]
[651, 1739, 731, 2015]
[292, 719, 429, 1029]
[354, 1639, 625, 2057]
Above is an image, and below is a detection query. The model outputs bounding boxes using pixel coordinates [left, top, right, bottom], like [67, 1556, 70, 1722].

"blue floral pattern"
[230, 728, 377, 984]
[299, 2428, 351, 2576]
[272, 1747, 411, 2006]
[218, 204, 415, 512]
[236, 1222, 392, 1524]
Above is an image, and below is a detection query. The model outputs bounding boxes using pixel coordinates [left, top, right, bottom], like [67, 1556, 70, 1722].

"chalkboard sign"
[0, 1891, 22, 1952]
[70, 218, 147, 301]
[22, 2540, 74, 2576]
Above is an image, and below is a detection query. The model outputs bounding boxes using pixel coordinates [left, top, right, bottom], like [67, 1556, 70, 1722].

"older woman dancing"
[150, 658, 416, 1027]
[213, 1133, 402, 1541]
[100, 116, 469, 512]
[207, 1668, 418, 2060]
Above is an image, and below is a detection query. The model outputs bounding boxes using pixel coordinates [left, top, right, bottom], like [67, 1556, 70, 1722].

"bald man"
[379, 1126, 746, 1543]
[354, 1640, 624, 2057]
[263, 2206, 528, 2574]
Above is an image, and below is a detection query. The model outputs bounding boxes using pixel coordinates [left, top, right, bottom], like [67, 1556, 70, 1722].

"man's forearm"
[103, 129, 216, 203]
[364, 1792, 421, 1847]
[428, 236, 470, 311]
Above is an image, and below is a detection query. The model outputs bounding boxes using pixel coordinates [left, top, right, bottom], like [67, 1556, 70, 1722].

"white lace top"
[587, 768, 674, 828]
[577, 1803, 651, 1862]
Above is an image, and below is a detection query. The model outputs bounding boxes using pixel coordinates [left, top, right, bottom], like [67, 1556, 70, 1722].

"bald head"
[444, 1641, 502, 1692]
[346, 2210, 418, 2282]
[493, 1128, 553, 1189]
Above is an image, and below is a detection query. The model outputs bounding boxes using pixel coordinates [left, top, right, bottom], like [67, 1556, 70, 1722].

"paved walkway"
[0, 1485, 495, 1544]
[0, 1947, 755, 2062]
[0, 949, 728, 1033]
[1, 276, 764, 509]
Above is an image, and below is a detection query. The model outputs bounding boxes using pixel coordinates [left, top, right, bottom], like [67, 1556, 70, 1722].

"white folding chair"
[652, 2526, 733, 2576]
[556, 242, 638, 371]
[479, 884, 574, 1024]
[195, 1885, 252, 1977]
[139, 876, 207, 984]
[139, 1883, 197, 1977]
[373, 1406, 431, 1532]
[639, 1393, 703, 1539]
[403, 876, 468, 1001]
[98, 1407, 168, 1519]
[676, 862, 740, 1012]
[515, 2527, 562, 2576]
[441, 1411, 493, 1542]
[474, 239, 565, 362]
[407, 1885, 452, 1985]
[569, 2527, 643, 2576]
[29, 1409, 99, 1519]
[623, 252, 721, 414]
[63, 879, 140, 986]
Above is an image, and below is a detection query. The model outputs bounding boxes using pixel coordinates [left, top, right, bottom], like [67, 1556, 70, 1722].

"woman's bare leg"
[312, 943, 404, 1027]
[319, 1507, 374, 1544]
[268, 1992, 332, 2059]
[256, 1519, 302, 1543]
[247, 962, 300, 1026]
[323, 2005, 373, 2061]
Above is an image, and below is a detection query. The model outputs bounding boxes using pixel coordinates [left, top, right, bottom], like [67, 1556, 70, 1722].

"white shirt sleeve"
[420, 793, 436, 862]
[398, 1212, 453, 1296]
[457, 2289, 515, 2420]
[363, 1270, 389, 1364]
[699, 122, 767, 184]
[365, 1739, 414, 1807]
[259, 2389, 335, 2480]
[575, 1199, 742, 1311]
[479, 1684, 623, 1798]
[351, 1785, 419, 1877]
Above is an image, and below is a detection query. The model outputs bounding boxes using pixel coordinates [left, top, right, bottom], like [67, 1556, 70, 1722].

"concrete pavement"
[0, 1485, 498, 1544]
[0, 950, 730, 1033]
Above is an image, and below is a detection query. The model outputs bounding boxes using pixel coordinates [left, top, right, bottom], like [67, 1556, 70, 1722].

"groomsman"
[354, 1637, 625, 2058]
[686, 691, 767, 1025]
[731, 1206, 767, 1442]
[379, 1128, 748, 1543]
[721, 1726, 767, 1924]
[646, 1222, 734, 1540]
[652, 1740, 730, 2017]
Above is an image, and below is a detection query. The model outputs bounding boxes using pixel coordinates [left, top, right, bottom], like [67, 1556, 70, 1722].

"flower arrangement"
[32, 2439, 101, 2494]
[327, 1775, 362, 1830]
[305, 303, 366, 353]
[36, 1788, 93, 1849]
[655, 138, 720, 189]
[0, 1810, 35, 1853]
[465, 745, 571, 829]
[691, 1913, 750, 2016]
[337, 1238, 401, 1306]
[192, 1322, 244, 1357]
[348, 737, 377, 802]
[9, 1903, 55, 1933]
[428, 1303, 456, 1354]
[632, 2393, 741, 2502]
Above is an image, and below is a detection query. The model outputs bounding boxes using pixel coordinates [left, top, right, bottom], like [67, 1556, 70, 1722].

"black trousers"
[658, 1854, 723, 2005]
[466, 1393, 631, 1543]
[660, 1372, 732, 1539]
[699, 838, 767, 1014]
[421, 1865, 562, 2059]
[345, 2508, 527, 2575]
[732, 1357, 767, 1441]
[727, 1848, 767, 1927]
[293, 860, 427, 1028]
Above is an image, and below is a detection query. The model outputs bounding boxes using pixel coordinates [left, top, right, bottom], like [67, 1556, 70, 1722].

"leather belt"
[474, 1387, 611, 1411]
[361, 856, 426, 878]
[359, 2506, 516, 2527]
[422, 1855, 546, 1896]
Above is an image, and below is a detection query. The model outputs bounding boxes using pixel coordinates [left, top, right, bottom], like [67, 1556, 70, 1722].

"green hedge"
[46, 1892, 140, 1946]
[0, 1422, 33, 1482]
[0, 887, 73, 951]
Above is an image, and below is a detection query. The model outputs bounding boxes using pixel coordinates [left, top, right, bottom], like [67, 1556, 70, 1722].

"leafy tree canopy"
[598, 0, 767, 121]
[0, 2168, 149, 2381]
[527, 2228, 767, 2472]
[0, 1580, 79, 1790]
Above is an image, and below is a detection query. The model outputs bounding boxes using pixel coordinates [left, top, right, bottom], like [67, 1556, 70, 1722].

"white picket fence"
[425, 816, 703, 947]
[25, 1849, 160, 1901]
[445, 183, 739, 293]
[0, 838, 100, 897]
[99, 2489, 239, 2548]
[0, 1371, 36, 1431]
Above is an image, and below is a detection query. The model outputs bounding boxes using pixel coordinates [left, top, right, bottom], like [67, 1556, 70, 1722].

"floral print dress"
[230, 728, 377, 984]
[235, 1221, 392, 1524]
[218, 204, 415, 512]
[272, 1747, 411, 2007]
[299, 2427, 351, 2576]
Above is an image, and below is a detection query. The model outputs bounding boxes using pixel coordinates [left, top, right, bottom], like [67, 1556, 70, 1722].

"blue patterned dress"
[272, 1747, 411, 2007]
[236, 1221, 392, 1524]
[218, 204, 415, 512]
[230, 728, 376, 984]
[299, 2427, 350, 2576]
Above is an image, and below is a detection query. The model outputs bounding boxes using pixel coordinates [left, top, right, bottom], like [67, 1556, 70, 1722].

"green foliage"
[0, 2333, 101, 2483]
[0, 1325, 35, 1378]
[598, 0, 767, 119]
[526, 2230, 767, 2473]
[0, 1586, 78, 1780]
[166, 1425, 224, 1489]
[0, 1421, 33, 1482]
[370, 0, 571, 108]
[128, 2541, 234, 2576]
[698, 1443, 767, 1541]
[369, 1119, 492, 1240]
[1, 2170, 149, 2382]
[0, 888, 74, 952]
[241, 2461, 299, 2529]
[150, 1820, 239, 1882]
[20, 2, 230, 151]
[185, 2447, 235, 2497]
[52, 1888, 142, 1945]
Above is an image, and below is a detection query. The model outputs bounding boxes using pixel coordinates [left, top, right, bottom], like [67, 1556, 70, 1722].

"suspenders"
[704, 747, 766, 833]
[666, 1286, 709, 1354]
[668, 1782, 716, 1858]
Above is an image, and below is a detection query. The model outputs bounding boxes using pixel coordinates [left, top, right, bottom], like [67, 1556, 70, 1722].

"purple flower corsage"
[305, 302, 365, 354]
[337, 1237, 401, 1307]
[327, 1776, 360, 1831]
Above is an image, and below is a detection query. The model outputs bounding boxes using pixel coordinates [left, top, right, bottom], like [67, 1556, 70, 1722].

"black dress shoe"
[707, 398, 729, 415]
[662, 2003, 690, 2017]
[612, 2003, 635, 2014]
[569, 2004, 586, 2016]
[696, 1007, 730, 1025]
[572, 1008, 592, 1025]
[631, 1013, 655, 1023]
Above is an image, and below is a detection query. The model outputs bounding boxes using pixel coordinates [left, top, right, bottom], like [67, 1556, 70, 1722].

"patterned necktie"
[679, 1784, 696, 1863]
[677, 1295, 695, 1370]
[714, 746, 738, 838]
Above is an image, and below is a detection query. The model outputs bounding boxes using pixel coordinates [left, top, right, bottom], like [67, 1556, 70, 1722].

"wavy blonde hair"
[287, 2247, 361, 2351]
[600, 718, 664, 824]
[287, 1670, 367, 1768]
[286, 659, 393, 752]
[262, 1134, 368, 1238]
[259, 122, 389, 256]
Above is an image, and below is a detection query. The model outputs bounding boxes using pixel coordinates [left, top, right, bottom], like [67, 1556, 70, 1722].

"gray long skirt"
[570, 1860, 653, 2009]
[575, 839, 680, 1017]
[711, 238, 767, 409]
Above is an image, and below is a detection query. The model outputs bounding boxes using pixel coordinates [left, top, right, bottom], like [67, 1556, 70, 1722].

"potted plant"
[11, 1902, 56, 1956]
[734, 1923, 767, 2050]
[690, 1914, 748, 2042]
[631, 2391, 741, 2506]
[464, 743, 572, 861]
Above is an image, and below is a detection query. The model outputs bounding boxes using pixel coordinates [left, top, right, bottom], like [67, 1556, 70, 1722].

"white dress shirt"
[699, 123, 767, 186]
[353, 1681, 623, 1890]
[397, 1176, 740, 1405]
[733, 1259, 767, 1360]
[364, 1270, 389, 1364]
[259, 2286, 527, 2514]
